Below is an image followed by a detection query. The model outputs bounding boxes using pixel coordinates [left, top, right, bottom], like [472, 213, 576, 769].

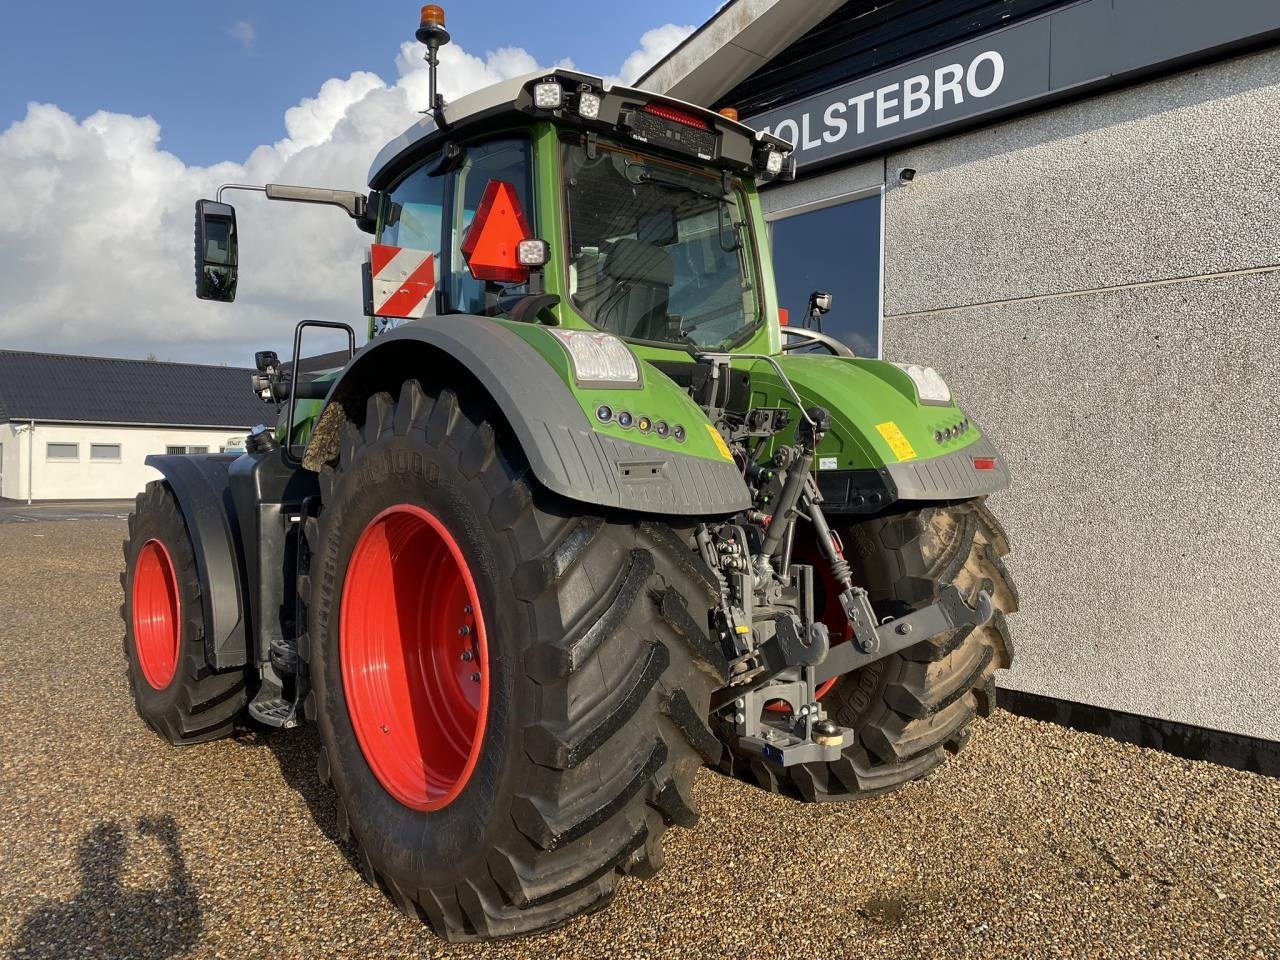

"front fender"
[303, 317, 751, 516]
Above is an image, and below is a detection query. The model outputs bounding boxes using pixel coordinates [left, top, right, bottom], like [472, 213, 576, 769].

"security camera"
[898, 167, 916, 184]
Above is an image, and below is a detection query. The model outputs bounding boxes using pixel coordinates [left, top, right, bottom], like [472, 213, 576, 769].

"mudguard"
[144, 454, 249, 669]
[302, 318, 751, 516]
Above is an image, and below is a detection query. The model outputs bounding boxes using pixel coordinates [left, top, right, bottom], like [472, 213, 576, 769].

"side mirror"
[194, 199, 238, 302]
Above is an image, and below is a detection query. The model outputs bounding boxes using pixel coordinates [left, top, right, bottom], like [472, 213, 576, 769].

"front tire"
[718, 499, 1017, 800]
[121, 481, 248, 744]
[302, 382, 724, 941]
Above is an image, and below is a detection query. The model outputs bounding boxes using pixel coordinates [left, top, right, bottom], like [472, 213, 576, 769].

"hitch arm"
[815, 585, 994, 684]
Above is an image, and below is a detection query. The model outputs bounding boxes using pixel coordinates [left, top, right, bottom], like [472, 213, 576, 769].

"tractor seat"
[593, 239, 674, 342]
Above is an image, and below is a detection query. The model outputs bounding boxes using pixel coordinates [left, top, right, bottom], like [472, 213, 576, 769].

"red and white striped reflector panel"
[369, 244, 435, 319]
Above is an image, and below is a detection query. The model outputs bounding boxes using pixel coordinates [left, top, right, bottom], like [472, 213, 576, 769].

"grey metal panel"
[318, 320, 751, 517]
[143, 454, 248, 669]
[884, 434, 1010, 501]
[743, 0, 1280, 171]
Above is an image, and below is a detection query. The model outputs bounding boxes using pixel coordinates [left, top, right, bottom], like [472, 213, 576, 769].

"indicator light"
[595, 404, 613, 423]
[935, 431, 944, 443]
[672, 425, 686, 443]
[617, 411, 634, 429]
[655, 421, 670, 438]
[419, 4, 445, 26]
[718, 107, 739, 121]
[637, 416, 652, 433]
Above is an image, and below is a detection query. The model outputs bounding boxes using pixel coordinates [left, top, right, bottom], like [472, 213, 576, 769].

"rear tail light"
[972, 457, 997, 471]
[642, 102, 710, 130]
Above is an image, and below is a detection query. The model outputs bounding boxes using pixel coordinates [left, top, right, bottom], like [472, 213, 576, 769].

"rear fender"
[302, 318, 750, 516]
[143, 454, 250, 669]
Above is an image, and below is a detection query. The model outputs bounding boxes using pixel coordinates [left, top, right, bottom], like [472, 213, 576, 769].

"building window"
[769, 192, 883, 357]
[47, 442, 79, 461]
[90, 443, 122, 461]
[189, 446, 209, 454]
[166, 446, 187, 455]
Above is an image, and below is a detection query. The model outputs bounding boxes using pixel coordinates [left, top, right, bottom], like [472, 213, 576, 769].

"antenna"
[416, 5, 451, 127]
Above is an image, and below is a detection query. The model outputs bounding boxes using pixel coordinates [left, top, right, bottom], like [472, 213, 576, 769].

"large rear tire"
[301, 381, 724, 941]
[121, 481, 248, 744]
[717, 499, 1017, 800]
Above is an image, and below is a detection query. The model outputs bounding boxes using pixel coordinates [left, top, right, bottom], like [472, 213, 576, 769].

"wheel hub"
[340, 504, 489, 812]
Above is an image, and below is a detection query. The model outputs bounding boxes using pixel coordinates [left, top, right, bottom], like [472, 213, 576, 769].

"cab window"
[446, 137, 533, 315]
[381, 157, 445, 254]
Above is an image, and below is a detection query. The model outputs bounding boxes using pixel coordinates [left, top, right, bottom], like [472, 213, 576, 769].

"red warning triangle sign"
[460, 179, 533, 284]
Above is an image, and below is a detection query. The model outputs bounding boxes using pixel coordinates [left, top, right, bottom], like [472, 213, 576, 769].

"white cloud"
[0, 42, 557, 362]
[228, 20, 256, 53]
[0, 28, 681, 364]
[608, 23, 695, 87]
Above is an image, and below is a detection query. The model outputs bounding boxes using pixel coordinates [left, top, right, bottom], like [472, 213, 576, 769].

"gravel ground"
[0, 518, 1276, 960]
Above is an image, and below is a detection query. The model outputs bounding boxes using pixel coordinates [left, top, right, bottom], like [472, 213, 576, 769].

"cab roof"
[367, 68, 794, 191]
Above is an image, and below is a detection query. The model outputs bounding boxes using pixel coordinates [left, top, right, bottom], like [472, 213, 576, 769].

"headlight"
[549, 330, 640, 385]
[894, 363, 951, 404]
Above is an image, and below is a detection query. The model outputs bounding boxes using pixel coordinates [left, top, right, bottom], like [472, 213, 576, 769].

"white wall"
[6, 423, 250, 501]
[0, 422, 19, 500]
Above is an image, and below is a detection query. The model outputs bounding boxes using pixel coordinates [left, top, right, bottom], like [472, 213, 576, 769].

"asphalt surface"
[0, 500, 134, 524]
[0, 517, 1276, 960]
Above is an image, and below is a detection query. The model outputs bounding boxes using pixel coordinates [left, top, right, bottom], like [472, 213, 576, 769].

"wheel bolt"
[458, 625, 471, 636]
[464, 604, 473, 614]
[460, 650, 473, 661]
[471, 672, 482, 682]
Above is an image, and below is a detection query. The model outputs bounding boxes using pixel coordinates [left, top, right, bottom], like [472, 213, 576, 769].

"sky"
[0, 1, 715, 365]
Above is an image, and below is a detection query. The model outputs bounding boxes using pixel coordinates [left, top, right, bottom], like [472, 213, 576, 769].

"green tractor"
[122, 6, 1016, 942]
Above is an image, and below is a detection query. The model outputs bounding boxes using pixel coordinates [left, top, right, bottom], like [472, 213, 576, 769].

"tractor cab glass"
[563, 141, 760, 349]
[379, 136, 534, 319]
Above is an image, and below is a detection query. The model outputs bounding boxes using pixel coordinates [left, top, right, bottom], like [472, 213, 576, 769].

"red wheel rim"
[132, 539, 181, 690]
[340, 504, 490, 812]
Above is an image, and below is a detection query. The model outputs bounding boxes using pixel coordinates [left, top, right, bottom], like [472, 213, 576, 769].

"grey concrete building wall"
[879, 47, 1280, 739]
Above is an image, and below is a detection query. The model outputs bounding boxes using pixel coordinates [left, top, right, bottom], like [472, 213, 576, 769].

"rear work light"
[642, 102, 710, 130]
[533, 81, 563, 110]
[972, 457, 998, 471]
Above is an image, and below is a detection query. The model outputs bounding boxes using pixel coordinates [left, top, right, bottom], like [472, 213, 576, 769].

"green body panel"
[749, 355, 982, 469]
[282, 121, 977, 480]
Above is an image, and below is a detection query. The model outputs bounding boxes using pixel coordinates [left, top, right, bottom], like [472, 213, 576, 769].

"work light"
[577, 90, 601, 119]
[516, 239, 549, 267]
[549, 330, 640, 385]
[534, 81, 563, 109]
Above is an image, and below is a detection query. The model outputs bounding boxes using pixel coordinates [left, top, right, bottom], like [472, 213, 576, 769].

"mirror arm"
[264, 184, 367, 220]
[215, 182, 368, 220]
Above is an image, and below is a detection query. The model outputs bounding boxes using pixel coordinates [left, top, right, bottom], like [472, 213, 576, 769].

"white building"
[0, 350, 267, 501]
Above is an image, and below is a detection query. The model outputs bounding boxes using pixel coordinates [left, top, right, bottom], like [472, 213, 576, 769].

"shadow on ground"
[8, 816, 200, 960]
[237, 725, 362, 874]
